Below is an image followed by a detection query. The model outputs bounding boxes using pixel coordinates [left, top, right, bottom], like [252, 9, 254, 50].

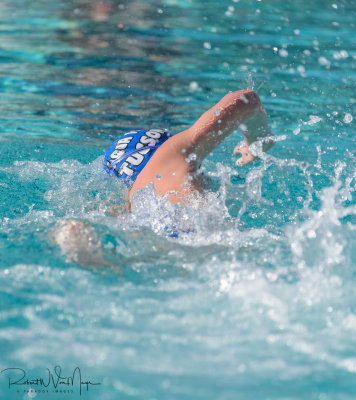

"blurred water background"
[0, 0, 355, 399]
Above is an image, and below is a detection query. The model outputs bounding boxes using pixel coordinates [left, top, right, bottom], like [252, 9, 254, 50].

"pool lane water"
[0, 0, 355, 399]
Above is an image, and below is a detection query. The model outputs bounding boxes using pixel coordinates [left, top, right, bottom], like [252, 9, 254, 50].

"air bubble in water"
[214, 109, 221, 116]
[203, 42, 211, 50]
[279, 49, 288, 57]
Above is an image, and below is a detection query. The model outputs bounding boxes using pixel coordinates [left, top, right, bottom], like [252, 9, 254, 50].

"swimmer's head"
[104, 128, 170, 185]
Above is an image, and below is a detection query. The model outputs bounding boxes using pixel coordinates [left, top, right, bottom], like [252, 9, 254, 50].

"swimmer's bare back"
[129, 89, 272, 209]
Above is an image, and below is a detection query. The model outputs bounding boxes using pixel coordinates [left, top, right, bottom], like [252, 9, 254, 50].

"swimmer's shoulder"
[128, 129, 196, 205]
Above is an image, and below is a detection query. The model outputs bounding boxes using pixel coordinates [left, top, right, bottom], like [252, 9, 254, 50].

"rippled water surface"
[0, 0, 355, 399]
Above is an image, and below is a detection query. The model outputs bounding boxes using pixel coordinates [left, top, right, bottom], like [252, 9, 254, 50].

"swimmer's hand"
[52, 219, 118, 270]
[233, 142, 257, 166]
[234, 103, 274, 166]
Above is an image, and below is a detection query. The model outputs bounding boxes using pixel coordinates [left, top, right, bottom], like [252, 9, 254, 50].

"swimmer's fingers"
[236, 153, 256, 166]
[233, 144, 257, 166]
[233, 144, 247, 155]
[52, 219, 117, 269]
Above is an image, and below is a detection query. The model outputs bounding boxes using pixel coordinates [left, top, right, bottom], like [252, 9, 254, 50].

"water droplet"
[343, 113, 353, 124]
[156, 173, 162, 180]
[239, 123, 247, 132]
[240, 95, 249, 103]
[333, 50, 348, 59]
[185, 153, 197, 163]
[297, 65, 306, 77]
[189, 81, 199, 91]
[214, 109, 220, 116]
[306, 115, 322, 126]
[307, 230, 316, 239]
[279, 48, 288, 57]
[203, 42, 211, 50]
[318, 56, 331, 68]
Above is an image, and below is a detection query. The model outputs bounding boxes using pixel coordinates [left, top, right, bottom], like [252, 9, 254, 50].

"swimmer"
[54, 89, 273, 266]
[103, 88, 273, 210]
[104, 89, 273, 210]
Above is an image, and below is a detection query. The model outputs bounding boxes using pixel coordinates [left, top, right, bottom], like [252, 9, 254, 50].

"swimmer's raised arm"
[180, 89, 272, 165]
[110, 89, 274, 208]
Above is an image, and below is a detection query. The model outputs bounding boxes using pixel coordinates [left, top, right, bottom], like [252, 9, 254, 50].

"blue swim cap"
[104, 129, 171, 186]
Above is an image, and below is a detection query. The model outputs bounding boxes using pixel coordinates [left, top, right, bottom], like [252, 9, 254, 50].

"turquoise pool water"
[0, 0, 355, 399]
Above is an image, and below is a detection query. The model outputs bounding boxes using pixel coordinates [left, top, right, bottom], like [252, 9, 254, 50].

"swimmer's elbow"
[221, 89, 263, 114]
[185, 89, 267, 158]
